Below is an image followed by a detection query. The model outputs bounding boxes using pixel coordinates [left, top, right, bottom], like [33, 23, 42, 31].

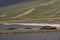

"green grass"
[19, 4, 57, 19]
[0, 0, 60, 22]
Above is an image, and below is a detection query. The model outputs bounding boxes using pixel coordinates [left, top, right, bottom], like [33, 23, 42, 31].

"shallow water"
[0, 32, 60, 40]
[0, 25, 41, 30]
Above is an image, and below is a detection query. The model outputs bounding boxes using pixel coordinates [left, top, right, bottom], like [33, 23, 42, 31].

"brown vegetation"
[24, 27, 32, 29]
[40, 26, 56, 30]
[6, 28, 17, 30]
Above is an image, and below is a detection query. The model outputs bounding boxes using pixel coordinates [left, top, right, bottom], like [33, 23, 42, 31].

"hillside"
[0, 0, 60, 23]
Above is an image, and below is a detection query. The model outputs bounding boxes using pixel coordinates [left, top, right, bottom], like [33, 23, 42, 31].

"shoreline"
[0, 29, 60, 34]
[0, 23, 60, 34]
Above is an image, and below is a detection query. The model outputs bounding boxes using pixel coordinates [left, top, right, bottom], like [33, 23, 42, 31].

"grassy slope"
[0, 0, 60, 23]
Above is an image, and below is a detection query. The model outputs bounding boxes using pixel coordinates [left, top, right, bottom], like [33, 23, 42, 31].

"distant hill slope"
[0, 0, 60, 23]
[0, 0, 35, 7]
